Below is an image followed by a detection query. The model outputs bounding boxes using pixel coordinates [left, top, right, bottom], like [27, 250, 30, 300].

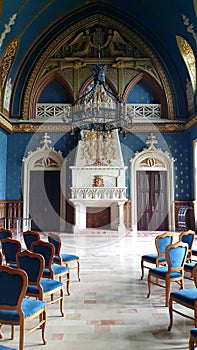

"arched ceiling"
[0, 0, 196, 124]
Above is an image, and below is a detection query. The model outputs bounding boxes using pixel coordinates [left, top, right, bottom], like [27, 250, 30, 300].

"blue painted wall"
[0, 129, 8, 199]
[3, 130, 193, 201]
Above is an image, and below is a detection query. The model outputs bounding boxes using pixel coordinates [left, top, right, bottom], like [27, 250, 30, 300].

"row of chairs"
[0, 229, 81, 350]
[141, 229, 197, 349]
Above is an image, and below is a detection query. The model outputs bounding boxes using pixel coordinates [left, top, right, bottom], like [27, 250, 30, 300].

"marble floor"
[1, 229, 196, 350]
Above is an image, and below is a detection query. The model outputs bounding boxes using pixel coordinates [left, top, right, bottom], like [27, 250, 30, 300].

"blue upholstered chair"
[0, 265, 46, 350]
[168, 264, 197, 331]
[189, 328, 197, 349]
[179, 230, 195, 262]
[184, 261, 197, 281]
[48, 232, 80, 281]
[2, 238, 22, 267]
[147, 241, 188, 307]
[0, 229, 12, 250]
[141, 232, 174, 280]
[0, 345, 17, 350]
[31, 240, 70, 295]
[22, 230, 40, 250]
[17, 249, 65, 317]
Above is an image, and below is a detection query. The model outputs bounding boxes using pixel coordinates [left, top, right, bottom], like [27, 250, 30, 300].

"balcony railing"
[36, 103, 161, 121]
[70, 187, 127, 201]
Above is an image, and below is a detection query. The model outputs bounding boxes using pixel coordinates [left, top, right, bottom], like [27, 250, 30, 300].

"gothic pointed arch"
[21, 14, 175, 121]
[130, 134, 175, 231]
[22, 133, 66, 231]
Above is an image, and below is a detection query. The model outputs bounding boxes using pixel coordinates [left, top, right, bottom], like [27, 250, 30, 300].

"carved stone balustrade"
[71, 187, 127, 201]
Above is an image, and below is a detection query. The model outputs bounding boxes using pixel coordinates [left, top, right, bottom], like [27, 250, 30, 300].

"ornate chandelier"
[62, 16, 132, 137]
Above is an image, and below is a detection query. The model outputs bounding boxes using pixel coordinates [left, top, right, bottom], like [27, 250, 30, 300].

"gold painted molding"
[0, 114, 12, 132]
[11, 121, 185, 134]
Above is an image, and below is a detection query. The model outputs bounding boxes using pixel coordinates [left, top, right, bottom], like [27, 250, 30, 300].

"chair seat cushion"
[53, 254, 79, 264]
[41, 278, 63, 292]
[149, 266, 182, 278]
[0, 298, 46, 322]
[170, 288, 197, 306]
[184, 262, 196, 271]
[142, 254, 157, 263]
[0, 345, 17, 350]
[27, 278, 63, 295]
[43, 264, 69, 277]
[190, 327, 197, 338]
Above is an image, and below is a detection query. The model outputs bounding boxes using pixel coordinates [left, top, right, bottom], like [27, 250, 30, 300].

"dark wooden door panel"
[29, 170, 60, 232]
[137, 171, 168, 231]
[86, 207, 110, 228]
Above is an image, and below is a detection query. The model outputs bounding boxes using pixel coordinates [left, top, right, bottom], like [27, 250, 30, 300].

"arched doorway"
[22, 133, 66, 232]
[130, 134, 175, 231]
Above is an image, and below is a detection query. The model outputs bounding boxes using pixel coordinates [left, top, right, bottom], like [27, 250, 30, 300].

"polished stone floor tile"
[0, 230, 196, 349]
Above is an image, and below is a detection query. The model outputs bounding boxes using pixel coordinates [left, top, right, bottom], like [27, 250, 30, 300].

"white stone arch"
[22, 133, 66, 231]
[130, 134, 175, 231]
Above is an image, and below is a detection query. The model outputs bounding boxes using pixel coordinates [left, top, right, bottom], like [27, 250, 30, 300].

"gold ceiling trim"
[12, 121, 185, 134]
[0, 114, 13, 132]
[185, 114, 197, 130]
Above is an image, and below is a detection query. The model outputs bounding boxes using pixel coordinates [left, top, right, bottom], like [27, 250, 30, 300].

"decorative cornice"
[0, 114, 12, 132]
[11, 121, 186, 134]
[185, 114, 197, 130]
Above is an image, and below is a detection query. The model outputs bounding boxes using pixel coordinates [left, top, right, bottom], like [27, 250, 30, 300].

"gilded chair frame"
[147, 241, 188, 307]
[0, 228, 12, 242]
[179, 230, 195, 262]
[0, 265, 46, 350]
[31, 240, 70, 295]
[168, 264, 197, 330]
[16, 250, 65, 316]
[189, 328, 197, 350]
[141, 232, 174, 280]
[48, 232, 80, 281]
[22, 230, 40, 250]
[2, 237, 22, 266]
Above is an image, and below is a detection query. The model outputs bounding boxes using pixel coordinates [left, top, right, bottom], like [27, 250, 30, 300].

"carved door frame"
[130, 135, 175, 231]
[22, 134, 66, 232]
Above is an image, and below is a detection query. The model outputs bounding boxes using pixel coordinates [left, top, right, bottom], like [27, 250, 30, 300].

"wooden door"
[137, 171, 168, 231]
[29, 170, 60, 231]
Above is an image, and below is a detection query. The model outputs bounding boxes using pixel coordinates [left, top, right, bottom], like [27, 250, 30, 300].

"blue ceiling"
[0, 0, 196, 118]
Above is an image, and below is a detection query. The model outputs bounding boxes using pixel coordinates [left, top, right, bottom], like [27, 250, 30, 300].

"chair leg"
[165, 280, 170, 307]
[141, 258, 144, 280]
[0, 324, 3, 339]
[11, 324, 15, 339]
[147, 272, 151, 299]
[67, 272, 70, 296]
[168, 297, 173, 331]
[60, 286, 65, 317]
[42, 309, 47, 345]
[77, 261, 80, 281]
[189, 337, 194, 350]
[19, 321, 25, 350]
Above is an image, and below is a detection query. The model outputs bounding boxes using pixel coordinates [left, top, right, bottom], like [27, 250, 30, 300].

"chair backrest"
[2, 238, 22, 265]
[17, 250, 44, 286]
[23, 230, 40, 250]
[155, 232, 174, 257]
[48, 232, 61, 256]
[31, 240, 54, 271]
[0, 265, 27, 310]
[192, 263, 197, 288]
[0, 252, 2, 266]
[165, 241, 188, 272]
[179, 230, 195, 250]
[0, 228, 12, 242]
